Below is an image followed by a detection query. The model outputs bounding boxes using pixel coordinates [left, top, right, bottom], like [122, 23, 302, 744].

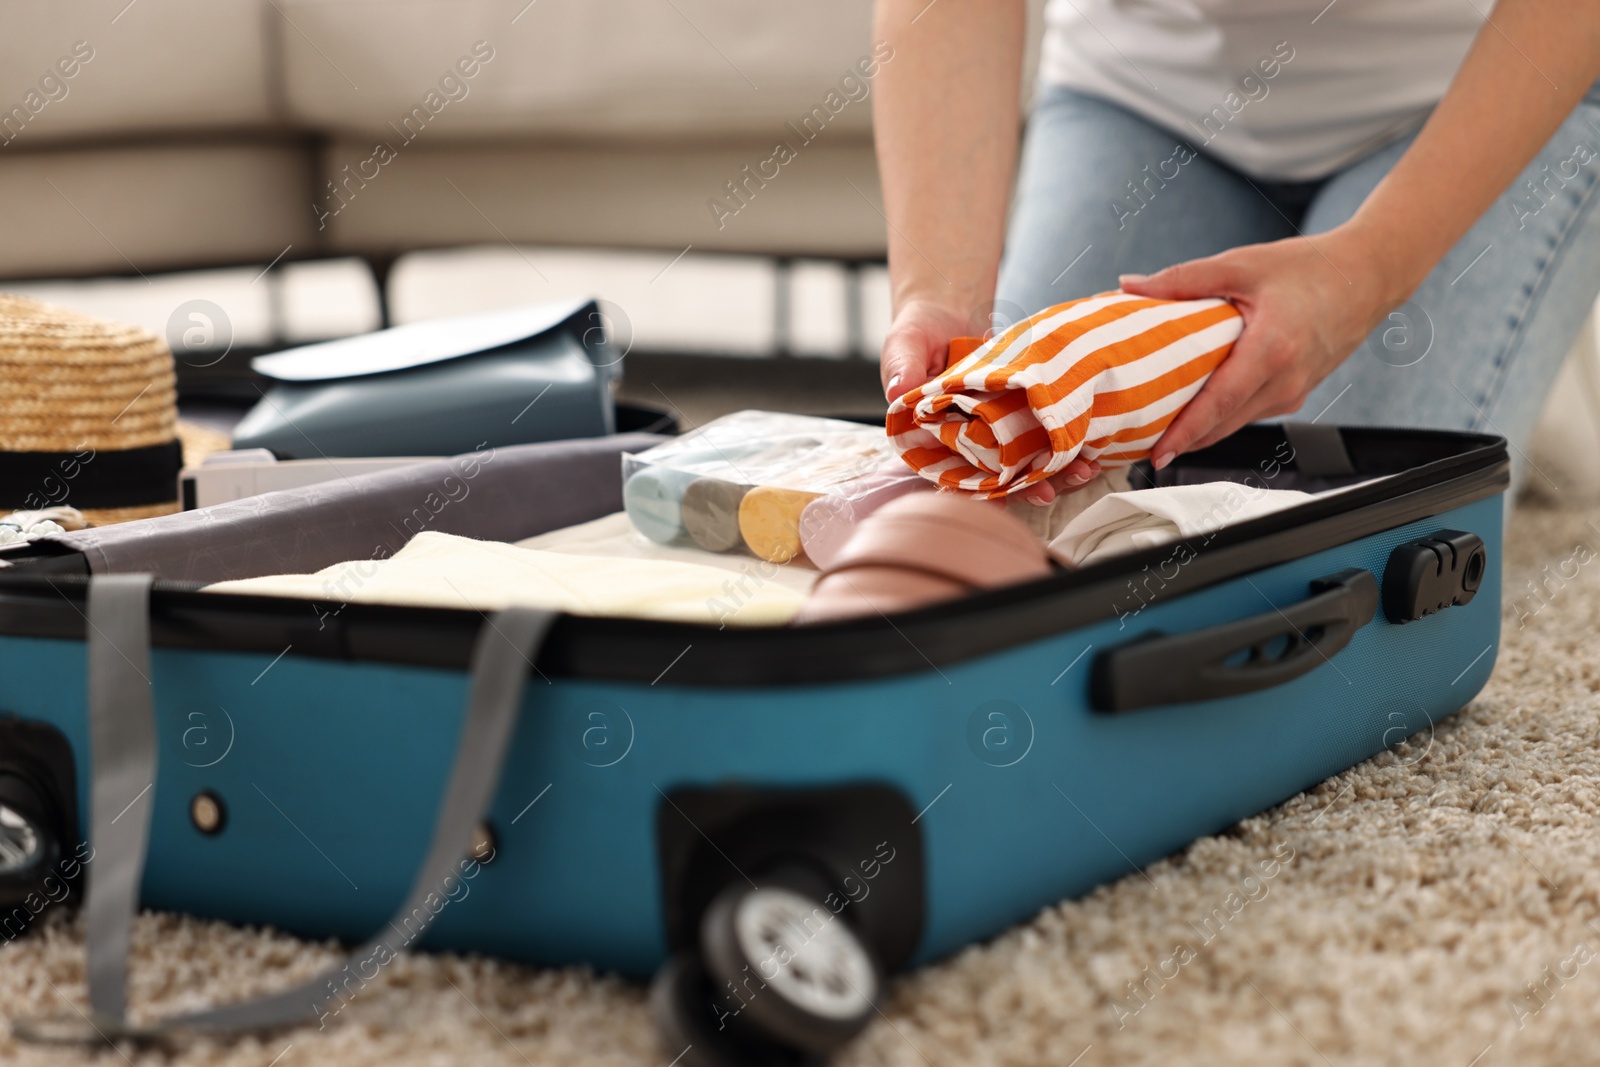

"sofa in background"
[0, 0, 1047, 278]
[2, 0, 1597, 502]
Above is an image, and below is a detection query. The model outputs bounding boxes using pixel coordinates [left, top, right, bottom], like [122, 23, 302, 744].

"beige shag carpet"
[3, 498, 1599, 1067]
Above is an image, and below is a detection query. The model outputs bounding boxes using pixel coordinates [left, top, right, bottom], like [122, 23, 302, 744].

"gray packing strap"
[1281, 422, 1357, 478]
[15, 591, 555, 1044]
[165, 605, 555, 1034]
[85, 573, 156, 1026]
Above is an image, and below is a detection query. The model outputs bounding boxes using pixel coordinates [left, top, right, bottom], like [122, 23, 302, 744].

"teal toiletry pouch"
[232, 298, 618, 458]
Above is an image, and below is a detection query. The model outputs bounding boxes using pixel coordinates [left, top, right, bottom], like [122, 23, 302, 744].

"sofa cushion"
[0, 0, 276, 143]
[0, 142, 316, 279]
[278, 0, 883, 139]
[318, 137, 887, 257]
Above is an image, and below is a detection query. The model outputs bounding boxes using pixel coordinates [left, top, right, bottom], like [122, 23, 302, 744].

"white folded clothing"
[205, 530, 805, 627]
[518, 511, 820, 594]
[1006, 468, 1133, 545]
[1048, 482, 1313, 567]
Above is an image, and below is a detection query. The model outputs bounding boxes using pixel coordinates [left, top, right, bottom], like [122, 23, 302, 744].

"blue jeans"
[997, 83, 1600, 487]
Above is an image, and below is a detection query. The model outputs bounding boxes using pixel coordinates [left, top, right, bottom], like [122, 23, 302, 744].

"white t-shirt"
[1039, 0, 1489, 180]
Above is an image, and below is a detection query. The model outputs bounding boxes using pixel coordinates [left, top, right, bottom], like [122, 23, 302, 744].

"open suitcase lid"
[0, 426, 1509, 687]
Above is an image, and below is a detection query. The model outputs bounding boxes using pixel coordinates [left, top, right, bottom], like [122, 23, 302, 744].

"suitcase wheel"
[649, 954, 818, 1067]
[0, 770, 62, 916]
[651, 876, 883, 1064]
[0, 718, 80, 931]
[699, 880, 880, 1054]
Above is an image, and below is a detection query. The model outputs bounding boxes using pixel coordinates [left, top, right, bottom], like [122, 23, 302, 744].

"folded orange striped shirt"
[886, 292, 1243, 498]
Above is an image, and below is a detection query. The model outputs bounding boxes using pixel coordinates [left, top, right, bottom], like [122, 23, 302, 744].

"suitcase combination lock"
[1382, 529, 1486, 624]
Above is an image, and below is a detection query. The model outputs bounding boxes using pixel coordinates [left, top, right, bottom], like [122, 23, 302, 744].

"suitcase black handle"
[1090, 567, 1379, 713]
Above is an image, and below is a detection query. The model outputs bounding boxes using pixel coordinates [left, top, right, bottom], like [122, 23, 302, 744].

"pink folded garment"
[795, 493, 1053, 624]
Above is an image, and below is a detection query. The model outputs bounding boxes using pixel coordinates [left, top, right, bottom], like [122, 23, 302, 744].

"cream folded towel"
[205, 531, 804, 626]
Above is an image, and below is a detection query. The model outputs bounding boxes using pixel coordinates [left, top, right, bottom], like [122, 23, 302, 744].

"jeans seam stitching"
[1473, 156, 1600, 429]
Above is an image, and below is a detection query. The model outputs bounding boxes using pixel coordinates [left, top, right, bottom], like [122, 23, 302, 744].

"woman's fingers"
[880, 328, 939, 401]
[1061, 456, 1100, 488]
[1186, 374, 1310, 453]
[1153, 342, 1312, 464]
[1130, 257, 1269, 467]
[1150, 354, 1263, 467]
[1182, 389, 1276, 455]
[880, 300, 971, 401]
[1018, 457, 1100, 506]
[1147, 313, 1300, 466]
[1018, 481, 1056, 506]
[1119, 255, 1244, 301]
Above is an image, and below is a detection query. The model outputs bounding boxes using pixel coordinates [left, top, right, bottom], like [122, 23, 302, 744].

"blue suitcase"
[0, 423, 1505, 1062]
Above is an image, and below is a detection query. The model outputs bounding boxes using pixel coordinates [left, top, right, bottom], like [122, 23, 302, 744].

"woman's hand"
[880, 298, 969, 403]
[1119, 0, 1600, 471]
[1121, 225, 1407, 468]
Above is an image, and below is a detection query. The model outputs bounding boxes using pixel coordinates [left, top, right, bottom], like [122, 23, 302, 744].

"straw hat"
[0, 294, 183, 525]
